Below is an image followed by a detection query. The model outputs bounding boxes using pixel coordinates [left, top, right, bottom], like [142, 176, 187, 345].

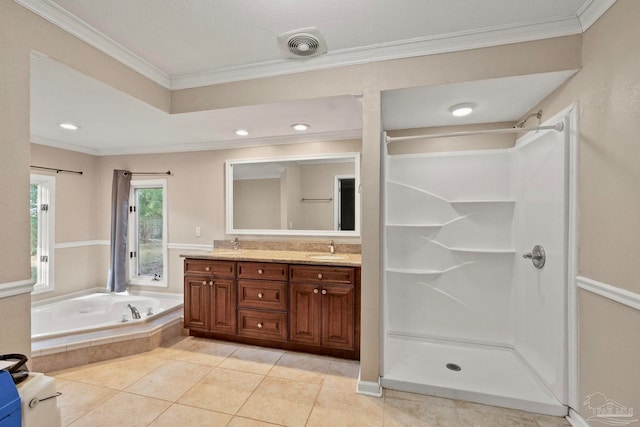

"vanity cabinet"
[183, 257, 360, 359]
[289, 265, 355, 350]
[237, 262, 288, 341]
[184, 259, 236, 335]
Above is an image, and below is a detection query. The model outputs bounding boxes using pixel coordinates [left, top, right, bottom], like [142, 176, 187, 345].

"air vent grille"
[278, 28, 327, 59]
[287, 33, 321, 57]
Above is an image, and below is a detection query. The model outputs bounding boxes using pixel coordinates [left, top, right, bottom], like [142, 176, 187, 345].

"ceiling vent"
[278, 28, 327, 59]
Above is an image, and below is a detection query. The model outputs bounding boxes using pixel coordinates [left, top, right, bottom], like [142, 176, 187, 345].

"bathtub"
[30, 289, 184, 372]
[32, 289, 183, 341]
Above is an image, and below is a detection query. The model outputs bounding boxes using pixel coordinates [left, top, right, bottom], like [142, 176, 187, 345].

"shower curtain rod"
[385, 122, 564, 144]
[30, 165, 83, 175]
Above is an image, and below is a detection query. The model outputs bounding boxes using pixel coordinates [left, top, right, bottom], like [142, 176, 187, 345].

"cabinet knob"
[321, 289, 327, 295]
[209, 281, 214, 286]
[257, 322, 263, 329]
[205, 266, 210, 272]
[317, 273, 323, 279]
[313, 288, 319, 294]
[258, 269, 263, 275]
[202, 281, 207, 285]
[258, 292, 263, 299]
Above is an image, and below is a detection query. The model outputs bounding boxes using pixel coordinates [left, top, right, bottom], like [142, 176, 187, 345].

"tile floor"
[50, 336, 571, 426]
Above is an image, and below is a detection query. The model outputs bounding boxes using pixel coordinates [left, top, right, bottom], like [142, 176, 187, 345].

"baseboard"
[356, 371, 383, 397]
[567, 408, 590, 427]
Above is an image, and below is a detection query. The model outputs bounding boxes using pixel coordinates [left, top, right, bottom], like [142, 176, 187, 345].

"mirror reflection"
[226, 154, 360, 236]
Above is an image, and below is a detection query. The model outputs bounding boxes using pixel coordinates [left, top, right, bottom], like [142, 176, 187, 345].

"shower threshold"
[381, 334, 567, 417]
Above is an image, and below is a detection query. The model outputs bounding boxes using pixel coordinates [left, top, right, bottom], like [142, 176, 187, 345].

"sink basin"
[307, 254, 347, 260]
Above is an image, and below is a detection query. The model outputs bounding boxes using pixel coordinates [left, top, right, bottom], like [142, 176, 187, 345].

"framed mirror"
[225, 153, 360, 236]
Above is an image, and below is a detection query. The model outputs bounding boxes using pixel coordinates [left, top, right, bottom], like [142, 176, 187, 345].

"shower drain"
[446, 363, 462, 372]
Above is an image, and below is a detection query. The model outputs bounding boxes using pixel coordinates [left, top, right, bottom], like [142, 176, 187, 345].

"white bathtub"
[32, 289, 183, 341]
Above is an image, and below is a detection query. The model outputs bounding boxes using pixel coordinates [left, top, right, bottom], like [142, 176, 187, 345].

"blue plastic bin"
[0, 370, 21, 427]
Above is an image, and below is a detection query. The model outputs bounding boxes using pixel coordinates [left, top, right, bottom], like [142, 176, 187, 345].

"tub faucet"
[232, 237, 239, 250]
[328, 240, 335, 254]
[126, 304, 141, 319]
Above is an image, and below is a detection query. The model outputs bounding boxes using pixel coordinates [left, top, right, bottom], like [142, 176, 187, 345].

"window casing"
[127, 179, 168, 287]
[30, 174, 55, 294]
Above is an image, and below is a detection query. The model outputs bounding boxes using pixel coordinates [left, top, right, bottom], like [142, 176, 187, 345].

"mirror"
[226, 153, 360, 236]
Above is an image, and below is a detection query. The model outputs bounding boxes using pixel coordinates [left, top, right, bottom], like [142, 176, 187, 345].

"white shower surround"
[382, 120, 571, 416]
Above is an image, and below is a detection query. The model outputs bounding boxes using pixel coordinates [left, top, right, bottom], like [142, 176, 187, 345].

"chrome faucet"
[328, 240, 335, 254]
[126, 304, 141, 319]
[232, 237, 239, 250]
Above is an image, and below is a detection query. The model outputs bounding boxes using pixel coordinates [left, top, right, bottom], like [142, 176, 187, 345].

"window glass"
[30, 175, 55, 293]
[128, 180, 167, 286]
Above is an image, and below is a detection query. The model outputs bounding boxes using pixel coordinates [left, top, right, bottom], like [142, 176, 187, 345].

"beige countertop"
[180, 249, 361, 267]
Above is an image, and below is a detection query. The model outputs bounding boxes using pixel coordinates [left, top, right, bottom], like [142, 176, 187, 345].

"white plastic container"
[17, 373, 61, 427]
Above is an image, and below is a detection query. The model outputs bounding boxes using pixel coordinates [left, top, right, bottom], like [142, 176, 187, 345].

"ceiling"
[25, 0, 612, 155]
[19, 0, 611, 89]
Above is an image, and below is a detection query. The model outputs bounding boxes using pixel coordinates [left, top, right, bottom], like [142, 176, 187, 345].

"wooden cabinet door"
[209, 279, 237, 334]
[184, 276, 209, 330]
[321, 284, 355, 350]
[289, 282, 321, 345]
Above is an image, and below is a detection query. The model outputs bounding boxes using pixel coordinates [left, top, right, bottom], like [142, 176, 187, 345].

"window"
[30, 174, 55, 294]
[127, 180, 167, 287]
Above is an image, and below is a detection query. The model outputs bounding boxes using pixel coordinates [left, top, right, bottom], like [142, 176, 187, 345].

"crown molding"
[15, 0, 170, 88]
[576, 0, 617, 31]
[31, 135, 99, 156]
[17, 0, 592, 90]
[170, 15, 584, 89]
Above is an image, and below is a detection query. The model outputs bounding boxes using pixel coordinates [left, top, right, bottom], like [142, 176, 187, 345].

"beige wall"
[234, 178, 281, 229]
[282, 164, 302, 229]
[521, 0, 640, 419]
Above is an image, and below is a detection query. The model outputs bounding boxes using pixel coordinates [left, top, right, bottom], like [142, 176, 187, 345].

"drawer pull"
[257, 322, 263, 329]
[205, 266, 210, 272]
[258, 292, 263, 299]
[313, 288, 319, 294]
[258, 269, 263, 275]
[202, 281, 207, 285]
[317, 273, 323, 279]
[209, 281, 213, 286]
[321, 289, 327, 295]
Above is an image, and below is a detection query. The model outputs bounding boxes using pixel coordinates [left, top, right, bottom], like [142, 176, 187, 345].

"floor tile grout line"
[232, 350, 284, 419]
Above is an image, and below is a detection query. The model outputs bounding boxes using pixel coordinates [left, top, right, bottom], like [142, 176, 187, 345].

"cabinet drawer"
[289, 265, 354, 284]
[237, 309, 288, 341]
[184, 259, 235, 277]
[237, 262, 288, 281]
[238, 280, 287, 310]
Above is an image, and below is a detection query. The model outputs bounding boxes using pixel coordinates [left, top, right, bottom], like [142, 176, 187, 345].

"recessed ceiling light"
[449, 103, 475, 117]
[235, 129, 249, 136]
[59, 122, 80, 130]
[291, 123, 310, 131]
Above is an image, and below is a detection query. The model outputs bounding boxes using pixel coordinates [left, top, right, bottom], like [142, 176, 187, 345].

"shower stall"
[381, 112, 575, 416]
